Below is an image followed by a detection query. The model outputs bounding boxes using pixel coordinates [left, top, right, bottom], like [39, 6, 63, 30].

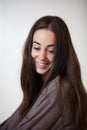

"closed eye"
[33, 47, 40, 50]
[48, 47, 55, 54]
[48, 50, 54, 54]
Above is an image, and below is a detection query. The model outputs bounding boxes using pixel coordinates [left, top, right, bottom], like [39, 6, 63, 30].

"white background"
[0, 0, 87, 123]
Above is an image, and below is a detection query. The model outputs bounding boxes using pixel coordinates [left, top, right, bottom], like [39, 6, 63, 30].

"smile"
[36, 61, 49, 68]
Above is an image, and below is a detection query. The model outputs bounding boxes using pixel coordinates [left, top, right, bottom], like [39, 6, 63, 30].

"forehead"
[33, 29, 55, 46]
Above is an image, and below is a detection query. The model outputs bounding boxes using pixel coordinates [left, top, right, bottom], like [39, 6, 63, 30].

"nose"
[39, 50, 47, 60]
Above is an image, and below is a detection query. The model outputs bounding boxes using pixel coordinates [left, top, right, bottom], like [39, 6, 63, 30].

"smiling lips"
[36, 61, 49, 68]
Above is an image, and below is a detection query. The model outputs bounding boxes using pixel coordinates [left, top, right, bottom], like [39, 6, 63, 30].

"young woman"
[0, 16, 87, 130]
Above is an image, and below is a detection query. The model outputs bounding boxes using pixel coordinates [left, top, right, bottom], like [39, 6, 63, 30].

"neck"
[42, 72, 49, 83]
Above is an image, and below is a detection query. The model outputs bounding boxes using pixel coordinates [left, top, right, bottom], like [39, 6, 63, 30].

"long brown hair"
[19, 16, 87, 129]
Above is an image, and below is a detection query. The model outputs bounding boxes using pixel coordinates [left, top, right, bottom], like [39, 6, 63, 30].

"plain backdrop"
[0, 0, 87, 123]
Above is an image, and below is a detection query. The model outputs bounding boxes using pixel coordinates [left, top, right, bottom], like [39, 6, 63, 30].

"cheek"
[48, 55, 54, 62]
[31, 50, 37, 59]
[31, 50, 34, 59]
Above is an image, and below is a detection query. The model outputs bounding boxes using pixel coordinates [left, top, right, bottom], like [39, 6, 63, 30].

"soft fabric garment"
[0, 76, 75, 130]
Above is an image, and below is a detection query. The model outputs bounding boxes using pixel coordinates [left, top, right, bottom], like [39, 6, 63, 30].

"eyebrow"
[33, 41, 55, 47]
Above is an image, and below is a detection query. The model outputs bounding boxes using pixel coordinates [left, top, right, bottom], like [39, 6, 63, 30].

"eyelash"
[33, 47, 54, 54]
[33, 47, 40, 50]
[48, 50, 54, 54]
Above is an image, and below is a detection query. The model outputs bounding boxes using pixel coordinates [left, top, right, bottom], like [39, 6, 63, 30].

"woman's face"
[31, 29, 55, 77]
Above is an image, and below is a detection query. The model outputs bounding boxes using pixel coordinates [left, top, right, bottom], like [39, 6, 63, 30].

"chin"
[36, 67, 51, 75]
[36, 70, 46, 75]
